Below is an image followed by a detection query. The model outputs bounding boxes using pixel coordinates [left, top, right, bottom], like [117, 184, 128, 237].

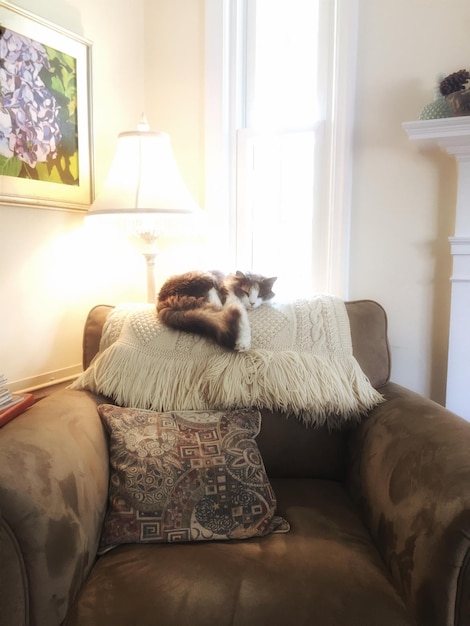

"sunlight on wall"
[3, 219, 207, 388]
[42, 224, 209, 304]
[2, 224, 145, 383]
[43, 226, 145, 302]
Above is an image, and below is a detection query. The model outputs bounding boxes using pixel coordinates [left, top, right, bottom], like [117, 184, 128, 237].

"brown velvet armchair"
[1, 300, 470, 626]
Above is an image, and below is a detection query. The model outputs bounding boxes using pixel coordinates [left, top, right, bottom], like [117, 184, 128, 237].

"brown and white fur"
[157, 270, 277, 351]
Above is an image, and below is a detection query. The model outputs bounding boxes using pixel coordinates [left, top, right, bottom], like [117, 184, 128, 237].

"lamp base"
[143, 252, 157, 303]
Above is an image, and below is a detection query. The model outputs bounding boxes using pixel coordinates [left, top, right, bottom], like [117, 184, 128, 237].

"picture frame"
[0, 1, 93, 211]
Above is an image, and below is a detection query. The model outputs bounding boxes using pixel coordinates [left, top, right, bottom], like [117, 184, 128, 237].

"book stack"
[0, 374, 35, 427]
[0, 374, 24, 411]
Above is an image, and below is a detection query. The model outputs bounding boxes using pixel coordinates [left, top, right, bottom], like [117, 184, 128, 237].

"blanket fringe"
[73, 343, 383, 429]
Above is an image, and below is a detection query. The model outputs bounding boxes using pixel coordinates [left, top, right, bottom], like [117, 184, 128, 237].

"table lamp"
[86, 117, 200, 302]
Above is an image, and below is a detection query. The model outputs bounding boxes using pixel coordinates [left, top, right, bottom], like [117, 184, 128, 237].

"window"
[205, 0, 357, 298]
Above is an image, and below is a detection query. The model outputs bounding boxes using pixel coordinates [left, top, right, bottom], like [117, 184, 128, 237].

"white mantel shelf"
[403, 117, 470, 144]
[403, 117, 470, 419]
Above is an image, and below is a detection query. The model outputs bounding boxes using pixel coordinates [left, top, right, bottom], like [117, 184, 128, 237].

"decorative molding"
[204, 0, 239, 266]
[449, 236, 470, 255]
[449, 235, 470, 283]
[403, 117, 470, 140]
[403, 118, 470, 162]
[323, 0, 359, 298]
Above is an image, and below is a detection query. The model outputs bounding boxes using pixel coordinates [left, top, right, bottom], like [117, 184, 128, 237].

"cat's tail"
[157, 304, 243, 350]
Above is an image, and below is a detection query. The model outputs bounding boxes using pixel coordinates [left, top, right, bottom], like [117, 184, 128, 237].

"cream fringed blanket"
[72, 296, 384, 428]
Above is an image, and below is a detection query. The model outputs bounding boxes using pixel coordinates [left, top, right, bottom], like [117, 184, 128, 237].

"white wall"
[0, 0, 148, 389]
[1, 0, 468, 406]
[143, 0, 207, 287]
[349, 0, 469, 404]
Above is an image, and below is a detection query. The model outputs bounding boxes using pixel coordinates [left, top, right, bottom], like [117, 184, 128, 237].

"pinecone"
[439, 70, 470, 96]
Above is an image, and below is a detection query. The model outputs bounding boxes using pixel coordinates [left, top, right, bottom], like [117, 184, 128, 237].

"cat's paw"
[232, 304, 251, 351]
[234, 338, 251, 352]
[235, 323, 251, 351]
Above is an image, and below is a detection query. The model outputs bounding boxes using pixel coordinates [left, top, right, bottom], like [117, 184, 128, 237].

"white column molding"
[403, 118, 470, 419]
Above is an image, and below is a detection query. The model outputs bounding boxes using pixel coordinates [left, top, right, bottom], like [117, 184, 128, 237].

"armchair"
[1, 300, 469, 626]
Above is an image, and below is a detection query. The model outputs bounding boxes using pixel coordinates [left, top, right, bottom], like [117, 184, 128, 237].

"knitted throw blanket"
[72, 296, 384, 428]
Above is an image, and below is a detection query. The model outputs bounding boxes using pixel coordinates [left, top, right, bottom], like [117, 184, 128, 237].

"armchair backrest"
[82, 300, 391, 389]
[81, 300, 391, 481]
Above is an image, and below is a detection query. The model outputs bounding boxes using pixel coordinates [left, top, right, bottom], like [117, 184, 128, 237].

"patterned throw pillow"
[97, 404, 289, 552]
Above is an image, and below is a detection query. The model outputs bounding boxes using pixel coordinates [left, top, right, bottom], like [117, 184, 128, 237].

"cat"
[156, 270, 277, 351]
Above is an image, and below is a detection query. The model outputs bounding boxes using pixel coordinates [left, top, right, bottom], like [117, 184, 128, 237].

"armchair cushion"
[67, 479, 412, 626]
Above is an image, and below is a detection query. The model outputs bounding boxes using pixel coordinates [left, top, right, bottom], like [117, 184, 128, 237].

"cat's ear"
[265, 276, 277, 288]
[235, 271, 246, 279]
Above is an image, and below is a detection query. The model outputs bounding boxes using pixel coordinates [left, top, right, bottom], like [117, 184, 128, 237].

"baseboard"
[8, 364, 83, 394]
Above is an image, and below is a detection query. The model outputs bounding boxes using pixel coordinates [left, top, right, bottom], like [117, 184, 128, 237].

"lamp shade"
[86, 128, 200, 237]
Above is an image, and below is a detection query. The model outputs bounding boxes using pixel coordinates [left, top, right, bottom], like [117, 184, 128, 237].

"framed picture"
[0, 1, 93, 210]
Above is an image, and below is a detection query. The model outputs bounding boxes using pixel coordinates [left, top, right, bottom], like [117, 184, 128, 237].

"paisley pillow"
[98, 404, 289, 552]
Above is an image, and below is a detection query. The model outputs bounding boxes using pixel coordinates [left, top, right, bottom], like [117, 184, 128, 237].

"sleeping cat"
[157, 270, 277, 351]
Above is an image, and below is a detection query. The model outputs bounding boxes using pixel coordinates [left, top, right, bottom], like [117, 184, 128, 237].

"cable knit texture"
[72, 296, 384, 428]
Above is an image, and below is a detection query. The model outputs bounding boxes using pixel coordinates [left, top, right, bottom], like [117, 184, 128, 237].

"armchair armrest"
[0, 389, 109, 626]
[348, 382, 470, 626]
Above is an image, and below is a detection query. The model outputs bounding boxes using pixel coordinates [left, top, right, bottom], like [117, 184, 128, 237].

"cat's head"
[231, 271, 277, 310]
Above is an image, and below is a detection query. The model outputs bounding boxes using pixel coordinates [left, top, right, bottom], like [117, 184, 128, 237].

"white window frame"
[204, 0, 358, 297]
